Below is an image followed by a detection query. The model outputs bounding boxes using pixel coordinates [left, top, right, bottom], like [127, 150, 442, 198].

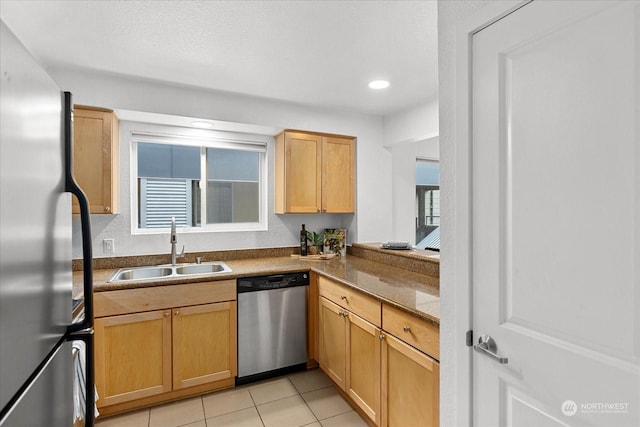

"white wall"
[383, 99, 440, 243]
[438, 2, 494, 427]
[51, 69, 392, 258]
[383, 98, 439, 147]
[390, 137, 439, 243]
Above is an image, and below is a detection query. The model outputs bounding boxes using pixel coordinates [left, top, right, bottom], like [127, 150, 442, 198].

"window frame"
[130, 129, 268, 235]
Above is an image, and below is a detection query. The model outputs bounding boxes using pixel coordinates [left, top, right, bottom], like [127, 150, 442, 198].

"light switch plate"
[103, 238, 114, 254]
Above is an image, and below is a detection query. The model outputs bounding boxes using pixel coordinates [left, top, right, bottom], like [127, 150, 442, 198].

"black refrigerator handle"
[63, 91, 93, 333]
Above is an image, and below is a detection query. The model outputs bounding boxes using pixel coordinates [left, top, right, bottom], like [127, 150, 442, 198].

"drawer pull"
[164, 312, 170, 318]
[379, 334, 386, 340]
[340, 295, 347, 300]
[403, 325, 411, 332]
[174, 310, 180, 316]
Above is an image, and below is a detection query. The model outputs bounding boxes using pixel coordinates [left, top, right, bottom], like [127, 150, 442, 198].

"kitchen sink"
[176, 263, 231, 275]
[110, 266, 173, 282]
[108, 262, 232, 283]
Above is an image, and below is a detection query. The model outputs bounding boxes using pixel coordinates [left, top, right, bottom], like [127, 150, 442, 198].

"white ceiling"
[0, 0, 437, 117]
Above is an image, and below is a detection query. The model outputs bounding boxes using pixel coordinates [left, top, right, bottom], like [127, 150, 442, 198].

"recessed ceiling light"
[368, 80, 390, 90]
[191, 121, 214, 129]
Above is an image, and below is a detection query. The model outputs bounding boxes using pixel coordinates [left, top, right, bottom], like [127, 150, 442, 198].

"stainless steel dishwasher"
[236, 272, 309, 385]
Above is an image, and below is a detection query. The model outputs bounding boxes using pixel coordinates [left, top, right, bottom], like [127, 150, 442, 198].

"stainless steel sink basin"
[108, 262, 232, 283]
[110, 266, 173, 282]
[176, 262, 231, 275]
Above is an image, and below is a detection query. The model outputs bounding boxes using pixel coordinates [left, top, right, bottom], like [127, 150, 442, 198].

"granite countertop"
[74, 246, 440, 324]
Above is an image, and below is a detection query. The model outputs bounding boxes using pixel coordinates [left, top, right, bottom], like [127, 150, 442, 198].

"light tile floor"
[95, 369, 369, 427]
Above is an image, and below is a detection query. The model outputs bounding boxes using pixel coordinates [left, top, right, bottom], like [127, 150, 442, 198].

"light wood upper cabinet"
[72, 105, 119, 214]
[321, 136, 355, 213]
[275, 130, 355, 214]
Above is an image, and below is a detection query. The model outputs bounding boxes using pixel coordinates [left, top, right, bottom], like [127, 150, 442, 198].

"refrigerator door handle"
[63, 92, 94, 333]
[68, 330, 95, 427]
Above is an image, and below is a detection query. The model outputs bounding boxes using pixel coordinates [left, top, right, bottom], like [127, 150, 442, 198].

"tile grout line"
[288, 377, 322, 427]
[246, 382, 267, 427]
[291, 377, 325, 427]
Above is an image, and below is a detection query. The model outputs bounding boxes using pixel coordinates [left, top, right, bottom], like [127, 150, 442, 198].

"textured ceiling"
[0, 0, 437, 116]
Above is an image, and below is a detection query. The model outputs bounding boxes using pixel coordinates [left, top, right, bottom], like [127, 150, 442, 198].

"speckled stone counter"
[73, 245, 440, 324]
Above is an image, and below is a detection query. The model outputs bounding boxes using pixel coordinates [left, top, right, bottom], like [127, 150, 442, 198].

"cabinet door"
[381, 334, 439, 427]
[322, 136, 355, 213]
[172, 302, 237, 390]
[94, 310, 172, 407]
[72, 107, 119, 214]
[283, 132, 322, 213]
[346, 312, 381, 425]
[318, 297, 347, 390]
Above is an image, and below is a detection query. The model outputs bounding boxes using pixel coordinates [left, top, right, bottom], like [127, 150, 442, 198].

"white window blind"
[140, 178, 192, 228]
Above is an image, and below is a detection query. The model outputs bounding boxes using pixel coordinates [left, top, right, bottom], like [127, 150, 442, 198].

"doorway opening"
[415, 159, 439, 250]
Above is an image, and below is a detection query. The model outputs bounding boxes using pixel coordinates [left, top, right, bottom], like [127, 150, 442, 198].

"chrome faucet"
[170, 217, 185, 265]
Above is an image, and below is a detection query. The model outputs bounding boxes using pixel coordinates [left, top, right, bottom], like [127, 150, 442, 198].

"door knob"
[473, 335, 508, 364]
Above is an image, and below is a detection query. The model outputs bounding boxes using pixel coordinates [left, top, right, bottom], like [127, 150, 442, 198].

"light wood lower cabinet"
[318, 296, 381, 424]
[381, 333, 439, 427]
[94, 310, 172, 407]
[347, 308, 381, 424]
[316, 275, 439, 427]
[94, 280, 237, 415]
[172, 302, 236, 390]
[318, 297, 347, 389]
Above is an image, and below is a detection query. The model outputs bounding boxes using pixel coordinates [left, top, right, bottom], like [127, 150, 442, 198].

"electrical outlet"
[103, 239, 114, 254]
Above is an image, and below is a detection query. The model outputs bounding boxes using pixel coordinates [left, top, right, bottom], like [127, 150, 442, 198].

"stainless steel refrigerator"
[0, 20, 95, 427]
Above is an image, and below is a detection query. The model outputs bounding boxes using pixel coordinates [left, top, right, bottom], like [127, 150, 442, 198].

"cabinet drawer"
[319, 276, 381, 327]
[382, 303, 439, 360]
[94, 279, 236, 317]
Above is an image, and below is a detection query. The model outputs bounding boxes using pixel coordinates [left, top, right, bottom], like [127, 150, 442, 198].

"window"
[415, 159, 440, 250]
[133, 132, 267, 232]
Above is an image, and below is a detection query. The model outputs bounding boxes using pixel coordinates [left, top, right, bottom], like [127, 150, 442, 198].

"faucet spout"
[170, 217, 185, 265]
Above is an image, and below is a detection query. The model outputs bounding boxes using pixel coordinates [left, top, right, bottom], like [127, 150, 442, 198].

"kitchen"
[1, 1, 638, 427]
[1, 2, 440, 426]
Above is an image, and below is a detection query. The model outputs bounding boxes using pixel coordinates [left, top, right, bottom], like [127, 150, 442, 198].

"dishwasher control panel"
[237, 272, 309, 293]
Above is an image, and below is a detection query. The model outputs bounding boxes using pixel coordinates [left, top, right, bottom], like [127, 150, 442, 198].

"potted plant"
[307, 230, 324, 255]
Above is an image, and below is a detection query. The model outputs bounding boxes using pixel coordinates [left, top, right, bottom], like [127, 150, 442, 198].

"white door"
[472, 1, 639, 426]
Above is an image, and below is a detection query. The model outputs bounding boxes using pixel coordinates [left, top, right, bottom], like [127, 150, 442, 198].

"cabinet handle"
[174, 310, 180, 316]
[343, 311, 349, 318]
[340, 295, 347, 300]
[317, 208, 321, 213]
[105, 206, 111, 213]
[164, 312, 170, 318]
[379, 334, 386, 340]
[322, 208, 327, 212]
[403, 325, 411, 332]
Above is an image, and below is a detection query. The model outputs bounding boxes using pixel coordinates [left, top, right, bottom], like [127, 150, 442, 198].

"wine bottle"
[300, 224, 308, 256]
